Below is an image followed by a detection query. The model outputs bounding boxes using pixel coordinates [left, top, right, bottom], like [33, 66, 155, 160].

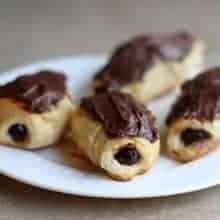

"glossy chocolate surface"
[0, 70, 66, 113]
[81, 91, 158, 142]
[95, 31, 194, 91]
[167, 67, 220, 125]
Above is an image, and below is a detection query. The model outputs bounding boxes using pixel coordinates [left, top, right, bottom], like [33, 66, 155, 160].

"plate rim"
[1, 165, 219, 199]
[0, 146, 219, 199]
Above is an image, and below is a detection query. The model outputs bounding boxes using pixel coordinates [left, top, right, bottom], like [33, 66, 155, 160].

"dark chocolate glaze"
[81, 91, 158, 142]
[0, 70, 66, 113]
[114, 144, 141, 165]
[180, 128, 211, 146]
[95, 31, 195, 91]
[167, 67, 220, 125]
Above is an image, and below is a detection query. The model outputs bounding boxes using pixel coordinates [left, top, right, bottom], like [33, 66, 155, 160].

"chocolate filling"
[0, 70, 66, 113]
[95, 31, 194, 91]
[180, 128, 211, 146]
[8, 123, 28, 142]
[166, 67, 220, 125]
[81, 91, 158, 142]
[114, 144, 141, 165]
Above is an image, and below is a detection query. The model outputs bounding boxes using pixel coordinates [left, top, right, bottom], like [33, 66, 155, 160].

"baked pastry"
[93, 31, 205, 103]
[166, 67, 220, 162]
[0, 70, 73, 149]
[69, 91, 159, 181]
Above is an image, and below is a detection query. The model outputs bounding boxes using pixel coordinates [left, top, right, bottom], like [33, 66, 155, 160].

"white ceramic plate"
[0, 54, 219, 199]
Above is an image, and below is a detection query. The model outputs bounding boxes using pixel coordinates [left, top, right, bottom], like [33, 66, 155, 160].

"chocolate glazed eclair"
[69, 91, 159, 181]
[166, 67, 220, 162]
[94, 31, 205, 103]
[0, 70, 73, 149]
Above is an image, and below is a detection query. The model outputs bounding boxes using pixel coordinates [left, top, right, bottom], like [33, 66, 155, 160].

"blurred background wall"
[0, 0, 218, 71]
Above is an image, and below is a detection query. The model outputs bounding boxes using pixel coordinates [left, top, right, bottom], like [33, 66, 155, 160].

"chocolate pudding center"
[180, 128, 211, 146]
[8, 123, 28, 142]
[114, 144, 141, 165]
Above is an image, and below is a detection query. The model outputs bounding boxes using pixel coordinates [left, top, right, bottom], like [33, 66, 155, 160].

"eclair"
[93, 31, 205, 103]
[0, 70, 73, 149]
[69, 91, 160, 180]
[166, 67, 220, 162]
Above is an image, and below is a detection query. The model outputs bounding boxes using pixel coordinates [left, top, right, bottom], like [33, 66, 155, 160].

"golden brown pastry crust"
[166, 119, 220, 162]
[0, 96, 73, 149]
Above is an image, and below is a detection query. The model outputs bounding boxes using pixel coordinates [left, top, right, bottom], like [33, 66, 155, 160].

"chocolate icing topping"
[81, 91, 158, 142]
[95, 31, 195, 91]
[166, 67, 220, 125]
[0, 70, 66, 113]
